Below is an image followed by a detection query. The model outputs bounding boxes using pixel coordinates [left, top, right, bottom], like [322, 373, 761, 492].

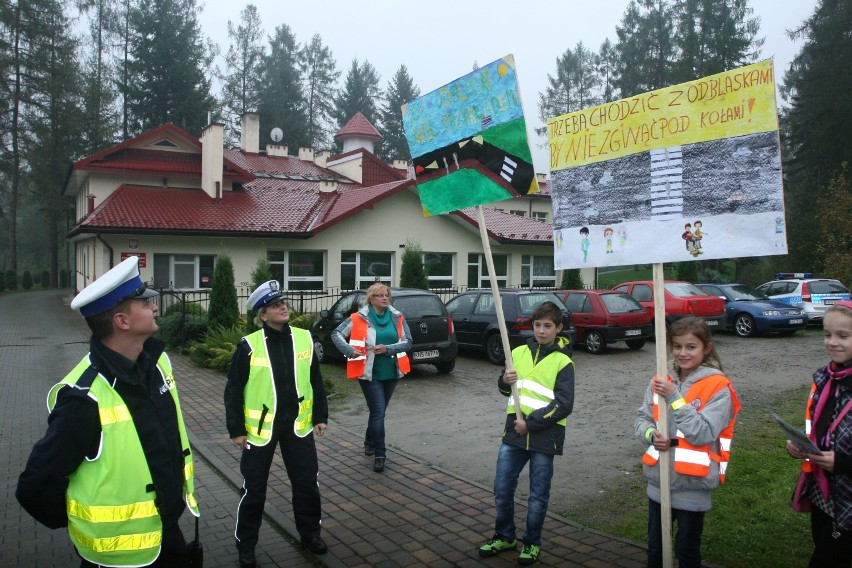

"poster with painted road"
[547, 59, 786, 270]
[402, 54, 539, 216]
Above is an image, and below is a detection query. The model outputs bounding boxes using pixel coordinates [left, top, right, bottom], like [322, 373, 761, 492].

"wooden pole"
[653, 263, 673, 568]
[476, 206, 522, 415]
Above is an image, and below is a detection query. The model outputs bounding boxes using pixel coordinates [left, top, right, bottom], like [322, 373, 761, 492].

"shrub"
[675, 261, 699, 282]
[22, 271, 33, 290]
[156, 312, 208, 351]
[559, 269, 584, 290]
[59, 269, 68, 288]
[189, 325, 244, 371]
[289, 312, 318, 330]
[0, 270, 5, 292]
[400, 240, 429, 290]
[208, 254, 239, 329]
[699, 268, 726, 284]
[5, 269, 17, 290]
[40, 270, 50, 288]
[246, 256, 275, 334]
[163, 301, 207, 318]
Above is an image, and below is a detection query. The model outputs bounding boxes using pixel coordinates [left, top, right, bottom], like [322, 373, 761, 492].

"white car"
[755, 274, 850, 322]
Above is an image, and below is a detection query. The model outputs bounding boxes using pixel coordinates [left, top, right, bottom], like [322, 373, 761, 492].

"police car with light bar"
[754, 273, 850, 322]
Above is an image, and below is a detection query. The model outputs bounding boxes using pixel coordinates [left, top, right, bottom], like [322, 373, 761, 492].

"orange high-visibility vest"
[345, 314, 410, 379]
[800, 382, 819, 474]
[643, 373, 741, 483]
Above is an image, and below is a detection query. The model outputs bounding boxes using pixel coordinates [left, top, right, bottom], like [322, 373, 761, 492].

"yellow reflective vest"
[506, 343, 571, 427]
[242, 327, 315, 444]
[47, 353, 199, 567]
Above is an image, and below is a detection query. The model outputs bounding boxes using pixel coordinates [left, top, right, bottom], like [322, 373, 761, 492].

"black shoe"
[301, 535, 328, 555]
[373, 457, 385, 472]
[364, 441, 374, 456]
[238, 549, 256, 568]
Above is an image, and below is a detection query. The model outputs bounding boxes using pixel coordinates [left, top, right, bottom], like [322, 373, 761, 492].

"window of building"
[531, 211, 548, 223]
[153, 254, 216, 289]
[520, 255, 555, 288]
[423, 252, 454, 288]
[268, 250, 325, 290]
[341, 251, 393, 290]
[467, 253, 507, 288]
[510, 210, 525, 216]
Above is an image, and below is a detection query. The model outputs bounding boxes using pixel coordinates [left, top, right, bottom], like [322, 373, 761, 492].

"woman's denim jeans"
[493, 443, 554, 546]
[358, 378, 398, 458]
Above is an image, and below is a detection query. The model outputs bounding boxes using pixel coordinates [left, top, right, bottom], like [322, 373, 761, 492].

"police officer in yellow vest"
[17, 255, 200, 568]
[224, 280, 328, 568]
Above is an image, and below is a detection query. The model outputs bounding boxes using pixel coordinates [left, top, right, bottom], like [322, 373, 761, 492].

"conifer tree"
[208, 254, 239, 330]
[379, 65, 420, 162]
[400, 241, 429, 290]
[221, 4, 264, 142]
[258, 24, 309, 149]
[334, 58, 382, 132]
[300, 34, 340, 149]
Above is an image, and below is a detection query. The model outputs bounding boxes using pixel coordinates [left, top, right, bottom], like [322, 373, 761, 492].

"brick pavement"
[3, 290, 652, 567]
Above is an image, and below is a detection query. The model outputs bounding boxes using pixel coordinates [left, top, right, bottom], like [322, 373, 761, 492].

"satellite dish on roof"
[270, 127, 283, 143]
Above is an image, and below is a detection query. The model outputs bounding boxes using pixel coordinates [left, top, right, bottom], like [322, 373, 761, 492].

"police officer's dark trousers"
[235, 421, 322, 552]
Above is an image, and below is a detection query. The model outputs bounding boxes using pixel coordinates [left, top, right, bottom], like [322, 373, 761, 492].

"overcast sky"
[198, 0, 817, 173]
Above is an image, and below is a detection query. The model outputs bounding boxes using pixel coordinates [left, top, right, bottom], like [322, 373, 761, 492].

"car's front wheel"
[313, 337, 326, 363]
[485, 333, 506, 365]
[734, 314, 756, 337]
[584, 330, 606, 354]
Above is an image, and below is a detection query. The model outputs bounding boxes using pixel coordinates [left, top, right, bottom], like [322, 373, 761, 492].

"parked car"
[444, 289, 576, 365]
[554, 290, 653, 354]
[754, 273, 850, 322]
[695, 283, 807, 337]
[611, 280, 726, 329]
[311, 288, 458, 373]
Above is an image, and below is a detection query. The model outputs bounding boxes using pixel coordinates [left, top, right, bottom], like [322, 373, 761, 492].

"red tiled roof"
[334, 112, 382, 141]
[454, 207, 554, 244]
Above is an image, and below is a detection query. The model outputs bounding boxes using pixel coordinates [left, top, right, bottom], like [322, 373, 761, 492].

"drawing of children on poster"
[693, 220, 706, 254]
[580, 227, 590, 262]
[604, 227, 614, 254]
[682, 223, 698, 256]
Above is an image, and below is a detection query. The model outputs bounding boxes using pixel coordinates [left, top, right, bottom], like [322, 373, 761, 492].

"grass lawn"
[562, 384, 814, 567]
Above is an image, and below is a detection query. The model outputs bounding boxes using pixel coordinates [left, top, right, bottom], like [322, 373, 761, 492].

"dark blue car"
[696, 283, 808, 337]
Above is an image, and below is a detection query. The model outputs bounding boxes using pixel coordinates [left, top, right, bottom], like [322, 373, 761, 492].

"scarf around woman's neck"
[368, 304, 392, 328]
[810, 361, 852, 501]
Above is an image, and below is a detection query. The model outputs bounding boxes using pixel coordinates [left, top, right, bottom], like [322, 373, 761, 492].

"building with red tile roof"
[65, 112, 565, 298]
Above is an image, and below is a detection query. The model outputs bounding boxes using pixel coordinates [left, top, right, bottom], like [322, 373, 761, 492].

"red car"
[555, 290, 654, 354]
[612, 280, 726, 329]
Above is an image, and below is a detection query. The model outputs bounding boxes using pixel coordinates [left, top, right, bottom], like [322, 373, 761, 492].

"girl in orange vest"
[634, 316, 740, 568]
[788, 300, 852, 567]
[332, 283, 412, 472]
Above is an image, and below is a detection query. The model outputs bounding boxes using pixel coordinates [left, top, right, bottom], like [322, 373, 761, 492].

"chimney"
[319, 180, 338, 192]
[313, 150, 331, 168]
[200, 122, 224, 199]
[536, 172, 547, 183]
[87, 194, 95, 214]
[392, 159, 408, 170]
[298, 147, 314, 161]
[266, 144, 288, 157]
[240, 112, 260, 153]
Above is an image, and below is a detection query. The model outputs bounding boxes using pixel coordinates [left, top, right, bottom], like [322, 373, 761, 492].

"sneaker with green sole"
[478, 534, 517, 557]
[517, 543, 540, 565]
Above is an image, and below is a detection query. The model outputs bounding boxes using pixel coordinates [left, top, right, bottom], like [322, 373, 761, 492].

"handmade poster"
[547, 60, 786, 269]
[402, 54, 538, 216]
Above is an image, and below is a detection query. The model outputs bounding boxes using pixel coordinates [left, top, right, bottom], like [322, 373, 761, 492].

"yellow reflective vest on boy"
[242, 327, 315, 443]
[46, 354, 199, 567]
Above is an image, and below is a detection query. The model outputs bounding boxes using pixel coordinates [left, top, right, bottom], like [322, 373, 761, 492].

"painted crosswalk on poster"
[402, 54, 538, 216]
[547, 59, 786, 269]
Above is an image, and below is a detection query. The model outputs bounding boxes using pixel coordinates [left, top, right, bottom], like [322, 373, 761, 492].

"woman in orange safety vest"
[332, 283, 412, 472]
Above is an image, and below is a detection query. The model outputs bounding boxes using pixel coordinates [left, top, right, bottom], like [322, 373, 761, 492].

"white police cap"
[70, 256, 158, 317]
[247, 280, 284, 311]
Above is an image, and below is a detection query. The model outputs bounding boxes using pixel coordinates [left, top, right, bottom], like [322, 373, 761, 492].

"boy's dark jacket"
[498, 336, 575, 455]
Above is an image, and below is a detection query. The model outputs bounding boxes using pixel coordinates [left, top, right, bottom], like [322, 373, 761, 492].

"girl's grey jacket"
[634, 364, 736, 512]
[331, 305, 412, 381]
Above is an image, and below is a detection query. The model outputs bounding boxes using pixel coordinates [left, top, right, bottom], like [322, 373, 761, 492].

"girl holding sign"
[634, 317, 740, 568]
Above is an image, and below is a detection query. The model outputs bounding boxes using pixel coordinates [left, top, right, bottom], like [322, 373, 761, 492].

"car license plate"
[823, 299, 838, 305]
[789, 319, 803, 324]
[625, 329, 641, 336]
[413, 350, 439, 360]
[706, 320, 718, 326]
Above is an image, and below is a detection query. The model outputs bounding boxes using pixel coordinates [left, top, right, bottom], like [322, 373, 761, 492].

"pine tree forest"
[0, 0, 848, 287]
